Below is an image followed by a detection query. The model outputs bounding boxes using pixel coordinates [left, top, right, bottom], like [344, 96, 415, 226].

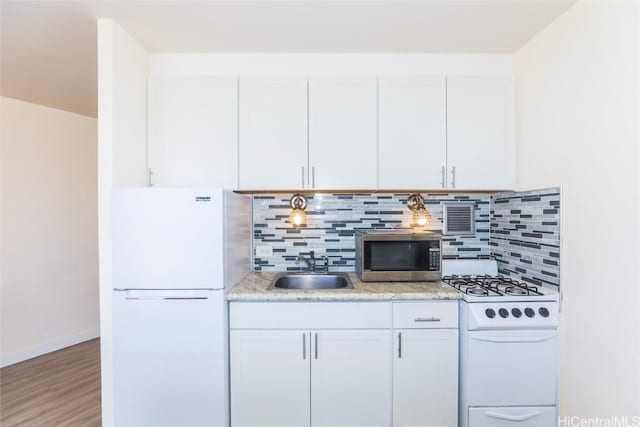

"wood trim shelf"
[234, 189, 510, 195]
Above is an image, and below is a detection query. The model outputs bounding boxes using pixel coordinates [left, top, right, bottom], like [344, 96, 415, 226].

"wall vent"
[442, 203, 476, 236]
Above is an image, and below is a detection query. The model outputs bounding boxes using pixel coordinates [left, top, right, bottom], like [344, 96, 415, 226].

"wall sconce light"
[288, 194, 308, 226]
[407, 193, 431, 227]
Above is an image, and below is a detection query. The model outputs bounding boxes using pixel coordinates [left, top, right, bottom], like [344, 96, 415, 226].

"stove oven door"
[465, 329, 558, 406]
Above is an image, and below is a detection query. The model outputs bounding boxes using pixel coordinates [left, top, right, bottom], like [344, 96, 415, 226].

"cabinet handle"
[314, 333, 318, 359]
[440, 166, 445, 188]
[451, 166, 456, 188]
[148, 168, 154, 187]
[398, 332, 402, 359]
[311, 167, 316, 188]
[301, 166, 305, 188]
[302, 333, 306, 360]
[415, 317, 441, 322]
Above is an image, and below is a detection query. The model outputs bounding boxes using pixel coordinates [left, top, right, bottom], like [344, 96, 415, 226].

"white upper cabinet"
[308, 77, 378, 189]
[238, 78, 309, 190]
[147, 76, 238, 188]
[378, 77, 447, 189]
[446, 76, 515, 190]
[147, 74, 515, 191]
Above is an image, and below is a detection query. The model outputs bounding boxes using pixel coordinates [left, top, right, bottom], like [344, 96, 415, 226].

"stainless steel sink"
[268, 272, 354, 290]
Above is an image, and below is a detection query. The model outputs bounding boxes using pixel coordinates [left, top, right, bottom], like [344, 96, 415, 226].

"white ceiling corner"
[0, 0, 576, 117]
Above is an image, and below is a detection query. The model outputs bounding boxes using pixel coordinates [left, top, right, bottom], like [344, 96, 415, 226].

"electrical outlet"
[255, 246, 273, 258]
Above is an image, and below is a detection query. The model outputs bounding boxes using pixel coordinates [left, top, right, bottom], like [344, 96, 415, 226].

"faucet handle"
[319, 256, 329, 273]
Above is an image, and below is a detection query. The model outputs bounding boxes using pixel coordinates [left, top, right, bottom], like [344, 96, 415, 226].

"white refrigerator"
[112, 188, 251, 427]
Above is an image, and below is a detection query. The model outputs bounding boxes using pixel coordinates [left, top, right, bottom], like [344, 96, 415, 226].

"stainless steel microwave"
[355, 230, 442, 282]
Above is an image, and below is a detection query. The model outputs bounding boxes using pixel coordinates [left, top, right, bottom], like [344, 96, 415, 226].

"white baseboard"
[0, 328, 100, 368]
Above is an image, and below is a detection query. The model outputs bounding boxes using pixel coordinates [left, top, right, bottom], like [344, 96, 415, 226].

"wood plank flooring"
[0, 339, 101, 426]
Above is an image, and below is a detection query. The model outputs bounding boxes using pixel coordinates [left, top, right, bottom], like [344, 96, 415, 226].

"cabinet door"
[378, 77, 447, 189]
[239, 78, 309, 190]
[308, 77, 378, 189]
[393, 329, 458, 427]
[447, 76, 515, 189]
[311, 329, 392, 427]
[230, 330, 311, 427]
[148, 76, 238, 188]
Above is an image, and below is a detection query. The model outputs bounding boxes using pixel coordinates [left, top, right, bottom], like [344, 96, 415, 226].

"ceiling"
[0, 0, 575, 118]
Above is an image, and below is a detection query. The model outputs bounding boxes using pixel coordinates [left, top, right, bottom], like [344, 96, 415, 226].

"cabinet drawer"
[230, 302, 391, 329]
[393, 301, 458, 329]
[468, 406, 556, 427]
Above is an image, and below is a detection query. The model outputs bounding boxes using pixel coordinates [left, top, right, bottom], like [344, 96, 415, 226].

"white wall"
[515, 0, 640, 418]
[98, 19, 149, 426]
[0, 96, 99, 367]
[111, 24, 149, 187]
[149, 52, 514, 78]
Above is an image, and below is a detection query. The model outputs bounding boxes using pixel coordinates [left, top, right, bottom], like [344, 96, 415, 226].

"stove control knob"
[512, 308, 522, 318]
[525, 307, 535, 317]
[499, 308, 509, 318]
[485, 308, 496, 319]
[539, 307, 550, 318]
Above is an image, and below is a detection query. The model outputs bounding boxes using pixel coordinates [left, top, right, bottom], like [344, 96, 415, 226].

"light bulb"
[289, 208, 306, 226]
[292, 213, 303, 225]
[413, 208, 430, 227]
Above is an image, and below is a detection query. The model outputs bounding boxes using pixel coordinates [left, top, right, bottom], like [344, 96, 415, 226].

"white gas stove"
[442, 275, 559, 331]
[443, 260, 559, 427]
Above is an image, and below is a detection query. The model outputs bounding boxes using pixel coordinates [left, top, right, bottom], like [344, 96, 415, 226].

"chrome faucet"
[296, 250, 329, 273]
[297, 251, 316, 271]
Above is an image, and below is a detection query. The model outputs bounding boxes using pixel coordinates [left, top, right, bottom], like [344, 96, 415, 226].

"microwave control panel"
[428, 241, 441, 270]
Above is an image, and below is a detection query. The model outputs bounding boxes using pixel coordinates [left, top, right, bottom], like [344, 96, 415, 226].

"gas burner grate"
[466, 287, 489, 296]
[442, 274, 543, 297]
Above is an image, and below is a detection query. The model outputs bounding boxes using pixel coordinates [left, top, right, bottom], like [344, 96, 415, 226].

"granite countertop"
[226, 272, 463, 302]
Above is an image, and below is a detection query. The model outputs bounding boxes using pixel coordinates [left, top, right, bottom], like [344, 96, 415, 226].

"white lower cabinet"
[229, 301, 458, 427]
[311, 330, 392, 427]
[392, 301, 459, 427]
[393, 329, 459, 427]
[230, 330, 311, 427]
[230, 329, 391, 427]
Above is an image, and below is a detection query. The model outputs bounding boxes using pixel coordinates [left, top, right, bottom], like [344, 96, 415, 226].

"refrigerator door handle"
[115, 289, 216, 300]
[125, 296, 210, 301]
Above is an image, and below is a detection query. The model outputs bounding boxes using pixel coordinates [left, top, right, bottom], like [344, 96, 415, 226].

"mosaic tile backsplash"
[490, 188, 561, 288]
[253, 193, 491, 272]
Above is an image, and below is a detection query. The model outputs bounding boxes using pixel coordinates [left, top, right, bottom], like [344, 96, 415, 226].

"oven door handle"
[470, 333, 556, 343]
[484, 410, 541, 422]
